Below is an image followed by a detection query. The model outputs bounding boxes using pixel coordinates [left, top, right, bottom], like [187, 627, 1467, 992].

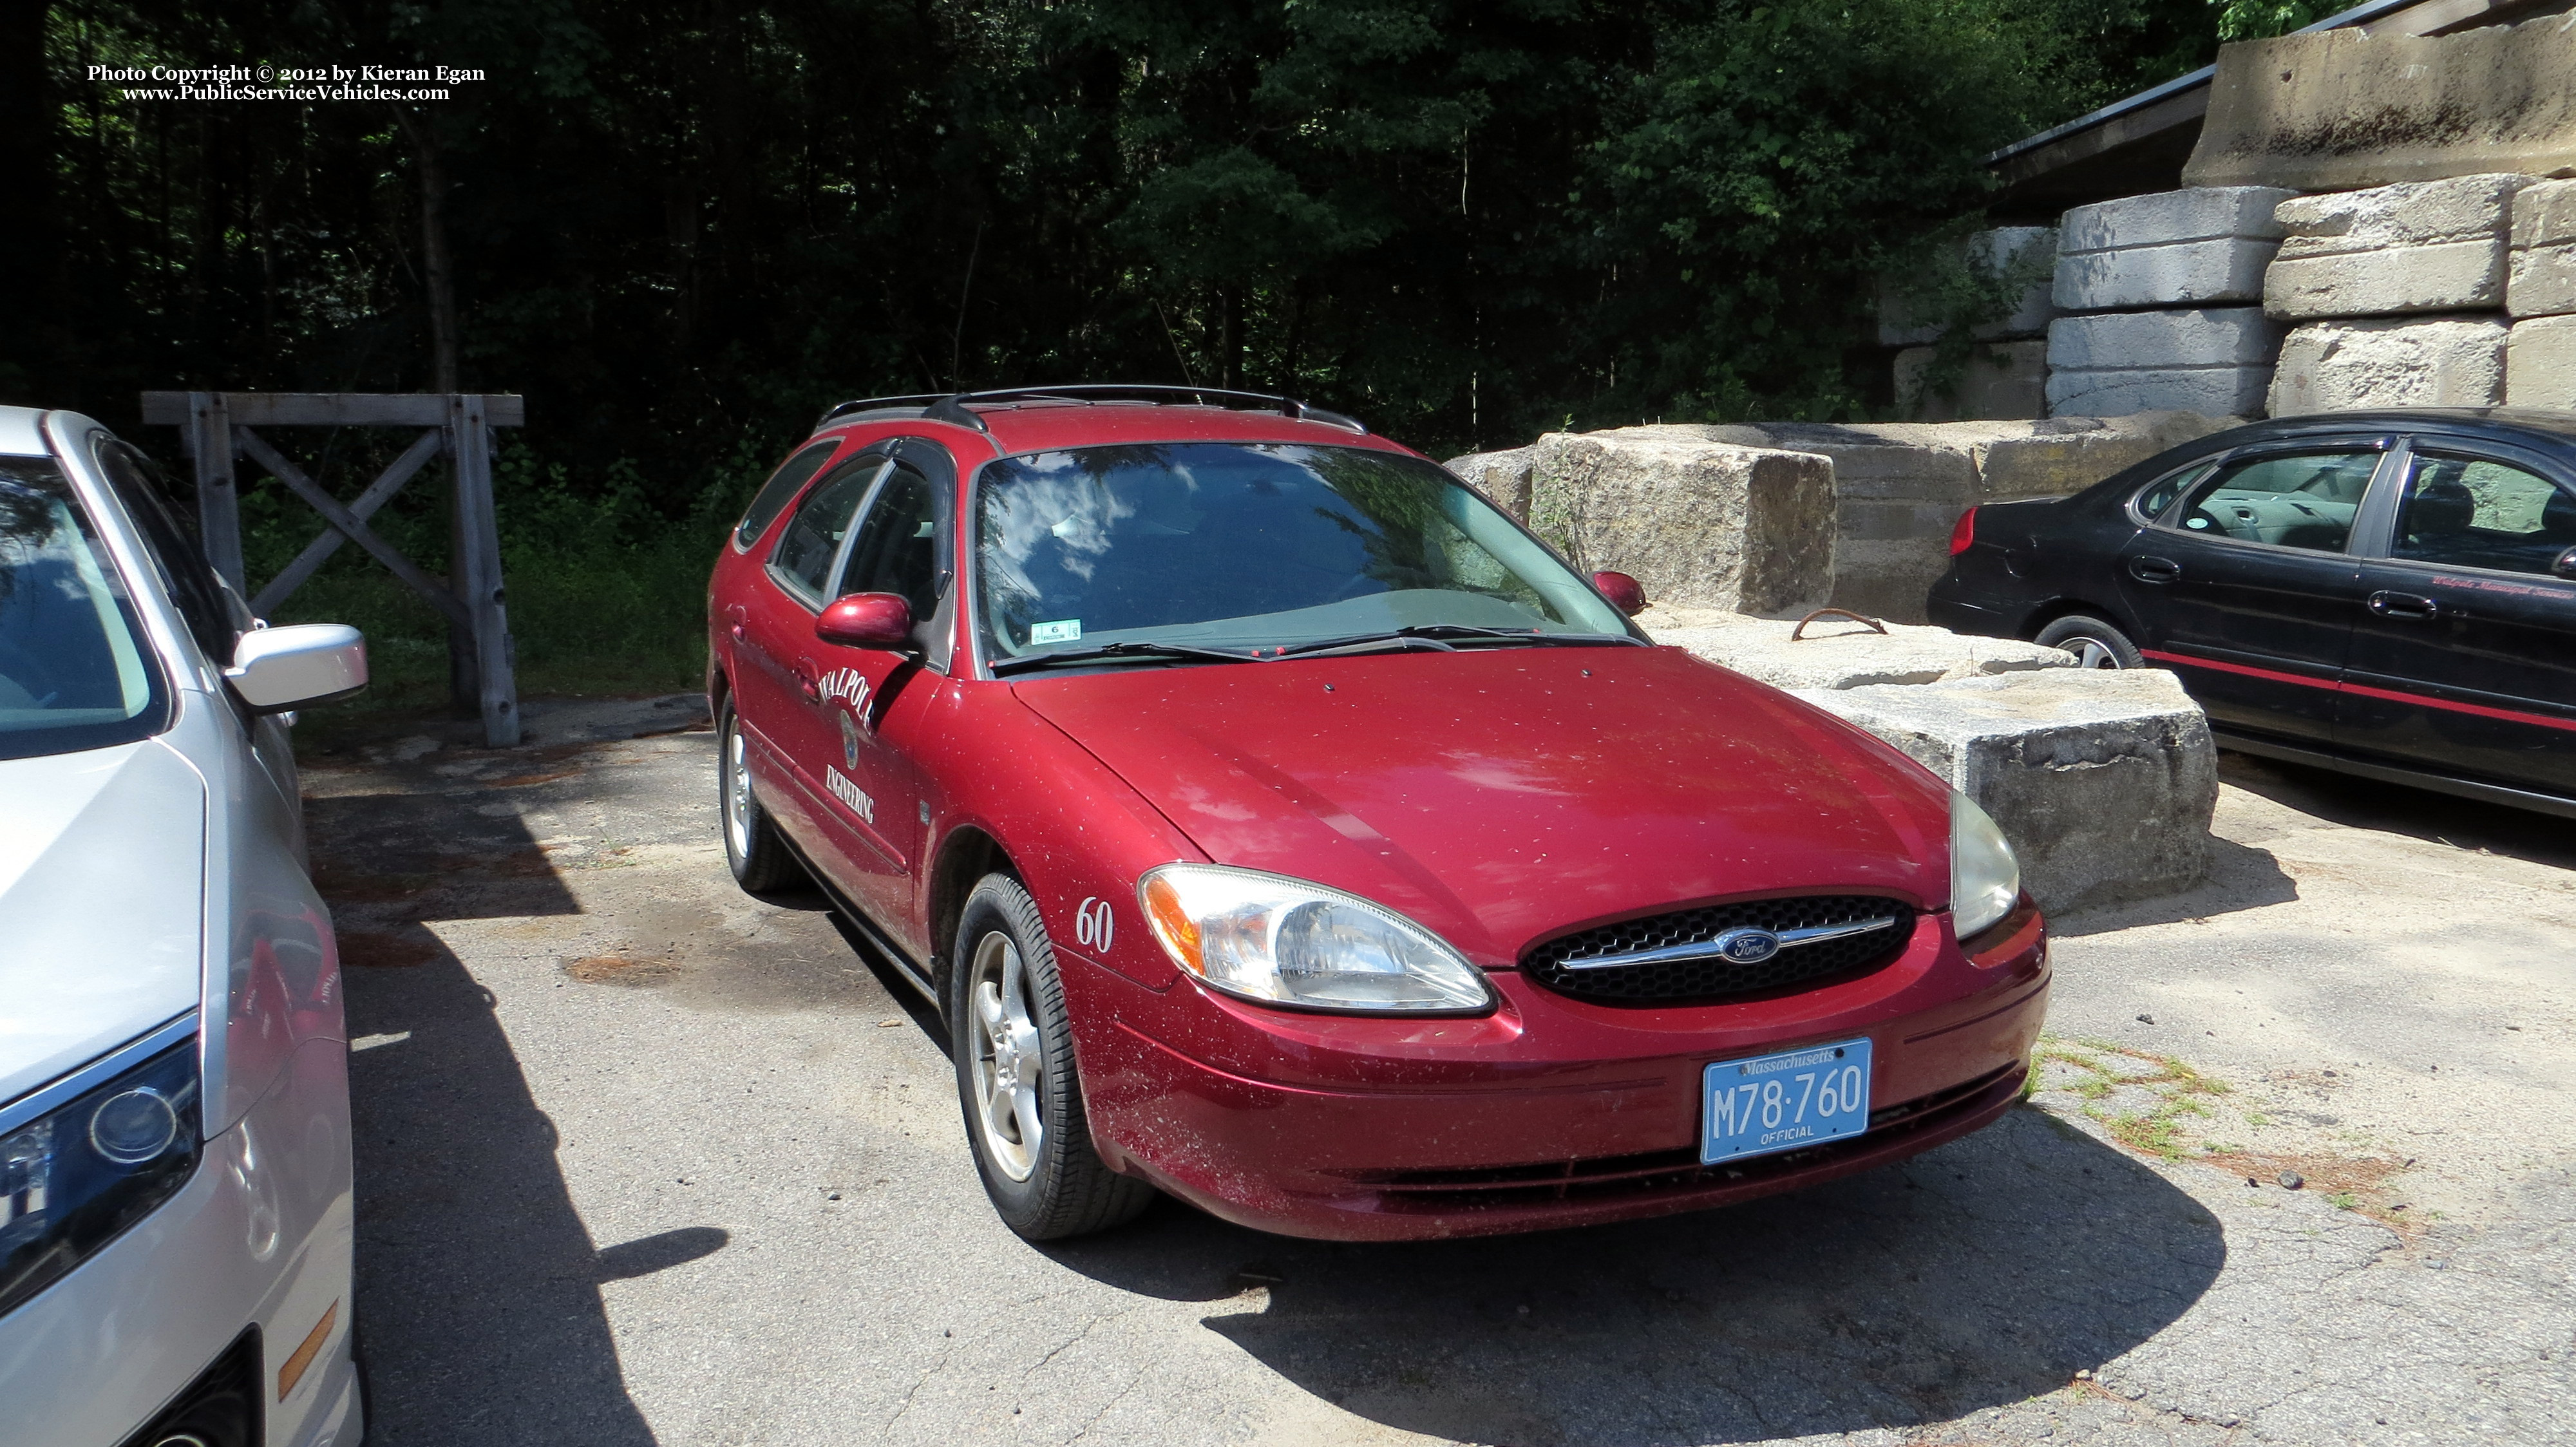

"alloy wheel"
[2067, 638, 2126, 668]
[968, 931, 1046, 1182]
[723, 721, 756, 858]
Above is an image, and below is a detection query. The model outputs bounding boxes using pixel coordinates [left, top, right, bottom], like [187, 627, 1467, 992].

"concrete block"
[1445, 444, 1542, 522]
[1522, 433, 1833, 615]
[1893, 339, 2047, 422]
[2262, 175, 2532, 319]
[2046, 367, 2274, 420]
[1973, 413, 2236, 502]
[2054, 189, 2295, 312]
[2185, 19, 2576, 191]
[2507, 178, 2576, 319]
[2506, 315, 2576, 411]
[1642, 607, 2072, 690]
[1879, 229, 2061, 346]
[1794, 670, 2218, 914]
[2269, 316, 2509, 414]
[2046, 308, 2282, 372]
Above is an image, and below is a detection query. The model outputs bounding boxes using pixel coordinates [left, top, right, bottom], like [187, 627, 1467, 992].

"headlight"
[1138, 864, 1495, 1014]
[1949, 790, 2022, 940]
[1, 1039, 201, 1316]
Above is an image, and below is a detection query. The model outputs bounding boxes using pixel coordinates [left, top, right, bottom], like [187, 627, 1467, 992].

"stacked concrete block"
[2044, 308, 2284, 418]
[2506, 316, 2576, 410]
[2045, 188, 2295, 419]
[1520, 433, 1835, 615]
[2509, 178, 2576, 319]
[2269, 316, 2510, 413]
[2265, 175, 2531, 319]
[1795, 670, 2218, 914]
[1641, 607, 2073, 690]
[1892, 340, 2048, 423]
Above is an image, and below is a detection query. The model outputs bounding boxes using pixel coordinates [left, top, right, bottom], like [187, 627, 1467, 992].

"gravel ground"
[308, 695, 2575, 1447]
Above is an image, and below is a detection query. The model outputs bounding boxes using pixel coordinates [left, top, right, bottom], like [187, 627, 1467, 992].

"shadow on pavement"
[1045, 1108, 2222, 1446]
[2217, 750, 2576, 873]
[2049, 831, 2300, 938]
[345, 929, 664, 1446]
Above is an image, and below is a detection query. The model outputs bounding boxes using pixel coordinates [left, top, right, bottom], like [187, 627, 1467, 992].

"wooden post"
[448, 395, 520, 746]
[186, 392, 246, 592]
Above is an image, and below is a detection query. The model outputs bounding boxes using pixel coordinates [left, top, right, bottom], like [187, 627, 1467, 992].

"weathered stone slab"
[1445, 444, 1543, 522]
[1879, 229, 2061, 346]
[1522, 433, 1833, 614]
[1794, 670, 2217, 914]
[1642, 607, 2072, 690]
[2046, 307, 2282, 371]
[1893, 339, 2047, 422]
[2054, 189, 2297, 312]
[2264, 175, 2532, 320]
[2184, 19, 2576, 192]
[2269, 316, 2509, 414]
[2046, 367, 2273, 420]
[1972, 413, 2235, 501]
[2506, 315, 2576, 411]
[2508, 178, 2576, 319]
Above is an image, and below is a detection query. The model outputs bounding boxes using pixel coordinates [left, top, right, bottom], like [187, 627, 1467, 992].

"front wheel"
[951, 875, 1156, 1240]
[718, 696, 807, 894]
[2035, 614, 2144, 670]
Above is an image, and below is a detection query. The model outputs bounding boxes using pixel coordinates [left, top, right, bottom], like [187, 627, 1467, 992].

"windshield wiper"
[990, 641, 1260, 676]
[1274, 624, 1649, 658]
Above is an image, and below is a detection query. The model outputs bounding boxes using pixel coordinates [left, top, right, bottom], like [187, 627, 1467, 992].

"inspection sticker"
[1029, 619, 1083, 645]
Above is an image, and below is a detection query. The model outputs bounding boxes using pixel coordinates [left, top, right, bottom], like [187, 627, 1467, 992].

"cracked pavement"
[311, 697, 2574, 1446]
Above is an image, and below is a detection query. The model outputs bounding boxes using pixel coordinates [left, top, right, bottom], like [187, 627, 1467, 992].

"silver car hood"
[0, 739, 205, 1104]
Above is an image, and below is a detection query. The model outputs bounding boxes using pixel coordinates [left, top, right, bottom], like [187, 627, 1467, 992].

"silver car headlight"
[1138, 863, 1495, 1013]
[1, 1039, 201, 1316]
[1949, 790, 2022, 940]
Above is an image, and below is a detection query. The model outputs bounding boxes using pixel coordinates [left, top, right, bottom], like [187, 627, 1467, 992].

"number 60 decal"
[1073, 896, 1115, 952]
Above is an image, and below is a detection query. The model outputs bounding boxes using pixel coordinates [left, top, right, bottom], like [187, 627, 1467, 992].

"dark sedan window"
[2170, 451, 2378, 554]
[2392, 453, 2576, 577]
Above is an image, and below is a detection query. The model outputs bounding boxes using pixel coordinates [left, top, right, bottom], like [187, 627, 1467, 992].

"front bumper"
[1068, 905, 2050, 1240]
[0, 1036, 359, 1447]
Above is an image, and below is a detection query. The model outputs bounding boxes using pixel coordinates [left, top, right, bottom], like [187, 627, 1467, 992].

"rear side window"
[2170, 450, 2379, 554]
[2132, 460, 2216, 522]
[2392, 453, 2576, 576]
[737, 440, 840, 549]
[768, 457, 889, 602]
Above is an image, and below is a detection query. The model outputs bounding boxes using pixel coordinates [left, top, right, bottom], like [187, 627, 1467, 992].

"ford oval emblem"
[1714, 928, 1781, 964]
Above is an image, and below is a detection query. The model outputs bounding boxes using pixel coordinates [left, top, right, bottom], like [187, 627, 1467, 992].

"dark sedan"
[1929, 408, 2576, 820]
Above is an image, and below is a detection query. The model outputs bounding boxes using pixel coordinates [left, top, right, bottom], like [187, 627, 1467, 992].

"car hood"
[0, 740, 206, 1104]
[1012, 645, 1953, 965]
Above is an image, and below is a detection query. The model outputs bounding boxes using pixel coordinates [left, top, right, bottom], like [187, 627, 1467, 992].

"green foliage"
[2213, 0, 2344, 43]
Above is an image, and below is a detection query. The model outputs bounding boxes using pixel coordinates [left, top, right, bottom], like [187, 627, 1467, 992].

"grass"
[2031, 1034, 2233, 1160]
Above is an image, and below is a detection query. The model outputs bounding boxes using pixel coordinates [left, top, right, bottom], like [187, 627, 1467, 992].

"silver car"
[1, 406, 368, 1446]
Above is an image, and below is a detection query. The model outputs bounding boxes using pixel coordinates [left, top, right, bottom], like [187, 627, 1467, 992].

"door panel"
[2338, 448, 2576, 793]
[2116, 446, 2387, 743]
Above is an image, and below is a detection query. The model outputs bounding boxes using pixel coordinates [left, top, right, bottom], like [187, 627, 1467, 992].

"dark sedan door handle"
[2128, 555, 2181, 583]
[2367, 590, 2441, 621]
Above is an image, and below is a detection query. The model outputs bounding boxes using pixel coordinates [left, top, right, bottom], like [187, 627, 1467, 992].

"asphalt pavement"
[305, 695, 2573, 1446]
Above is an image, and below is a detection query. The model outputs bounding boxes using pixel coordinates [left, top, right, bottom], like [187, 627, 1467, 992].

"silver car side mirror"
[226, 623, 369, 714]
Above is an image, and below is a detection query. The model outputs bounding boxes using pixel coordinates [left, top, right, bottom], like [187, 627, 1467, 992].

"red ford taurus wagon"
[706, 384, 2049, 1242]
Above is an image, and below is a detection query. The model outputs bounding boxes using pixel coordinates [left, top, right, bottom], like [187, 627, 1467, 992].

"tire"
[951, 874, 1156, 1240]
[718, 695, 807, 894]
[2035, 614, 2145, 670]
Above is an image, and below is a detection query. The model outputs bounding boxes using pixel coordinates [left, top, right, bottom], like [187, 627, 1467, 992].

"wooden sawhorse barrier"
[140, 391, 526, 746]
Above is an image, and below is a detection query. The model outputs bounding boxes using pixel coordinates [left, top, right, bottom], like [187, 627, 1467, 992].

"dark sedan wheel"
[2036, 614, 2145, 670]
[719, 696, 807, 894]
[951, 874, 1155, 1240]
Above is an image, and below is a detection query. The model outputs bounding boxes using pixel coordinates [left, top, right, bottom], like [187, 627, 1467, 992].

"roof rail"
[813, 383, 1366, 437]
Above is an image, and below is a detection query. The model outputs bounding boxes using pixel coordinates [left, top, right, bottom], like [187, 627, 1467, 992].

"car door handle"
[2367, 590, 2441, 621]
[2129, 556, 2181, 583]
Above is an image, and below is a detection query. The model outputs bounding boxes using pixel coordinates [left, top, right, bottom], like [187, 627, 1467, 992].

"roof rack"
[813, 384, 1366, 436]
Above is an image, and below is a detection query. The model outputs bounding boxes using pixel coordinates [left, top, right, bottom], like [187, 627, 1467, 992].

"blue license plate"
[1701, 1037, 1874, 1166]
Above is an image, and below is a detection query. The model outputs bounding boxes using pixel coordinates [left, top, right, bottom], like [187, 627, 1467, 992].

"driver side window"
[2167, 450, 2379, 554]
[768, 457, 890, 603]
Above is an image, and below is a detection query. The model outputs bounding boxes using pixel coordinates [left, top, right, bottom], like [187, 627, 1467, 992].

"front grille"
[1524, 895, 1914, 1004]
[1345, 1064, 2022, 1211]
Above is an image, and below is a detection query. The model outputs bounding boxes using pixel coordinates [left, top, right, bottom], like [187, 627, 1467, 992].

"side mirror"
[227, 623, 368, 714]
[1592, 570, 1649, 617]
[2555, 545, 2576, 581]
[817, 592, 915, 648]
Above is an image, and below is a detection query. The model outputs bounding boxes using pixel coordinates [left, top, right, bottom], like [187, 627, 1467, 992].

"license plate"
[1701, 1037, 1873, 1166]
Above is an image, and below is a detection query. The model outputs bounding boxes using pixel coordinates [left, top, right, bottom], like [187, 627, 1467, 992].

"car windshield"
[974, 442, 1630, 665]
[0, 457, 166, 761]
